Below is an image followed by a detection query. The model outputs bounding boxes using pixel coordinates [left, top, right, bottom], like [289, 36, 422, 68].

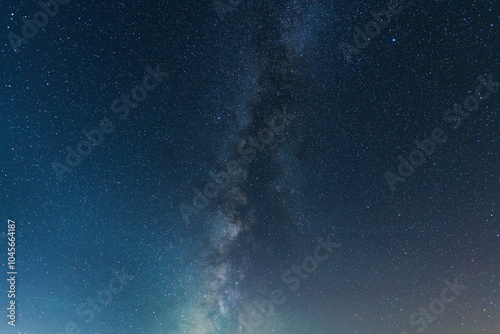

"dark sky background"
[0, 0, 498, 333]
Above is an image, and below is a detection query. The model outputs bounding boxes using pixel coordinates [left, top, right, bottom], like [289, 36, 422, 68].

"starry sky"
[0, 0, 499, 333]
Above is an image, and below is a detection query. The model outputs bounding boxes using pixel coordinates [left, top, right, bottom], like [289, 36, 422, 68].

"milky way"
[0, 0, 498, 333]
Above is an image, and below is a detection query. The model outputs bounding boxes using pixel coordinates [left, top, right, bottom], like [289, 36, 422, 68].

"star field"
[0, 0, 498, 333]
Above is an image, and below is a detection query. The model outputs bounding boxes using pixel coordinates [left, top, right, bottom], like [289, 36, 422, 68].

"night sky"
[0, 0, 499, 333]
